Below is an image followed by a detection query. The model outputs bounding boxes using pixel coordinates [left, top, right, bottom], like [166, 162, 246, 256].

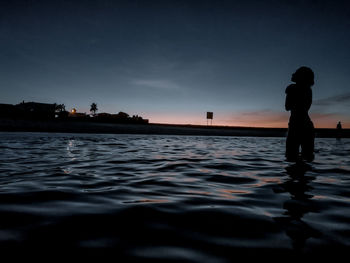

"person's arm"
[285, 86, 292, 111]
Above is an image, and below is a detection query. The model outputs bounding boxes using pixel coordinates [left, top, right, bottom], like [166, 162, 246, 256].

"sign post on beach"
[206, 112, 213, 126]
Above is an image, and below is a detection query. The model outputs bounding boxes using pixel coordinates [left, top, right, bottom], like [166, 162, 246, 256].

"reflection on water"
[0, 132, 349, 259]
[274, 162, 320, 253]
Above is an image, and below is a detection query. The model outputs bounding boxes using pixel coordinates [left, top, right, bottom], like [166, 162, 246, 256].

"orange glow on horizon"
[147, 112, 350, 129]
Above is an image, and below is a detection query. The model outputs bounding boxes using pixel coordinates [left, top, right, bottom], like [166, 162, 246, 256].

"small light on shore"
[71, 108, 76, 114]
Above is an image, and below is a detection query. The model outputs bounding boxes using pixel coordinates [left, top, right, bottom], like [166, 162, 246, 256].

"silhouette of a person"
[336, 121, 342, 139]
[337, 121, 342, 130]
[285, 67, 315, 162]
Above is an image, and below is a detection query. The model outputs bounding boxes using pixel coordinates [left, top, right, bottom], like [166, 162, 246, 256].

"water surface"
[0, 132, 349, 260]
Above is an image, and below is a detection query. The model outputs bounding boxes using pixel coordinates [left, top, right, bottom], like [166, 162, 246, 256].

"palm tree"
[55, 104, 66, 112]
[54, 104, 68, 119]
[90, 103, 98, 116]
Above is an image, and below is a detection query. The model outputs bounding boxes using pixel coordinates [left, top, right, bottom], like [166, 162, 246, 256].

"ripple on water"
[0, 133, 349, 259]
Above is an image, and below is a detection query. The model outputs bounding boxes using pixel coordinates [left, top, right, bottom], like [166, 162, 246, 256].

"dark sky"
[1, 0, 350, 127]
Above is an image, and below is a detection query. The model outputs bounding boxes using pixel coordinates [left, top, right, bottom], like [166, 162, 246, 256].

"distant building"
[0, 103, 17, 118]
[15, 102, 56, 120]
[97, 113, 112, 118]
[68, 110, 88, 118]
[132, 114, 149, 124]
[92, 112, 148, 124]
[0, 101, 148, 124]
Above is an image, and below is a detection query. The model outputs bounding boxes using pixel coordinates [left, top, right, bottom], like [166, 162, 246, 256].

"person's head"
[291, 66, 314, 86]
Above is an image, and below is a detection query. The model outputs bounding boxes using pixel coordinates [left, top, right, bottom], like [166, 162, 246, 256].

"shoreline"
[0, 118, 348, 138]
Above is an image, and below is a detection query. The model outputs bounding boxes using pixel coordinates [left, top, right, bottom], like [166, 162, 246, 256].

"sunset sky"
[1, 0, 350, 128]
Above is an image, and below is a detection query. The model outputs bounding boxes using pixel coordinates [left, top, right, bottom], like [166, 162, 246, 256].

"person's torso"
[286, 84, 312, 124]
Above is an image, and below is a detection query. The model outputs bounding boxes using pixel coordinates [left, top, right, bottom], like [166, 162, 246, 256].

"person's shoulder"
[285, 84, 296, 94]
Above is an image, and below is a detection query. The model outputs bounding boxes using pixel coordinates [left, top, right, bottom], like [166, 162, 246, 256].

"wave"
[0, 132, 349, 259]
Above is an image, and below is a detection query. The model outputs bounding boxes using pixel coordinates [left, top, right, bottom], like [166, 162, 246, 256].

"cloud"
[312, 92, 350, 127]
[131, 79, 182, 91]
[219, 109, 350, 128]
[146, 109, 350, 128]
[314, 92, 350, 107]
[309, 112, 350, 128]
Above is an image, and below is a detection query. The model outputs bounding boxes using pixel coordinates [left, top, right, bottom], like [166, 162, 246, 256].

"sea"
[0, 132, 349, 260]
